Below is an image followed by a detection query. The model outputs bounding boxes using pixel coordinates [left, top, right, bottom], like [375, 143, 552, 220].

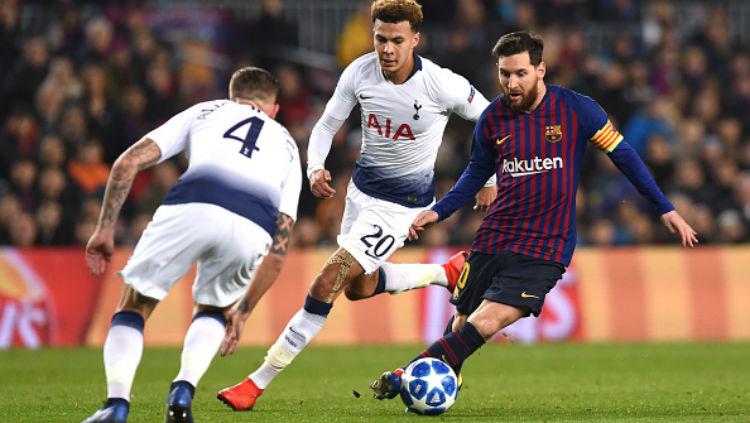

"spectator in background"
[0, 194, 21, 244]
[135, 161, 178, 215]
[82, 63, 127, 162]
[37, 167, 80, 222]
[336, 2, 372, 68]
[9, 159, 37, 211]
[621, 96, 676, 156]
[37, 134, 67, 170]
[121, 84, 151, 144]
[239, 0, 298, 68]
[717, 210, 746, 243]
[3, 36, 49, 114]
[437, 0, 495, 94]
[145, 60, 178, 123]
[78, 16, 113, 65]
[275, 64, 312, 126]
[44, 57, 83, 102]
[67, 139, 110, 196]
[0, 109, 40, 176]
[644, 133, 674, 188]
[0, 0, 21, 80]
[9, 212, 37, 247]
[35, 200, 71, 245]
[59, 105, 89, 148]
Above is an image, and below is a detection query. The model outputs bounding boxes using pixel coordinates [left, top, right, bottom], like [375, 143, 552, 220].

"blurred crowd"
[1, 0, 749, 250]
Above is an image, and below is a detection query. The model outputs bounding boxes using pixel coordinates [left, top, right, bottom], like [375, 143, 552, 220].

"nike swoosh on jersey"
[520, 292, 540, 299]
[359, 93, 372, 100]
[496, 134, 511, 145]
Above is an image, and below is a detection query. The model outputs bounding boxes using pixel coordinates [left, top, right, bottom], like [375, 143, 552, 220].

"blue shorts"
[450, 251, 565, 317]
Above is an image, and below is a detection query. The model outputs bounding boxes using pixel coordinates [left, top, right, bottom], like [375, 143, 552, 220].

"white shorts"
[120, 203, 272, 307]
[337, 181, 432, 274]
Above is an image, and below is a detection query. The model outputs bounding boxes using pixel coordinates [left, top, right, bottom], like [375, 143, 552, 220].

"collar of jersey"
[406, 53, 423, 81]
[380, 53, 422, 84]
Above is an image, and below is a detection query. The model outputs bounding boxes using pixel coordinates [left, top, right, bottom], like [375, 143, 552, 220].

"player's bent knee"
[308, 272, 340, 301]
[309, 248, 360, 302]
[115, 285, 158, 319]
[343, 284, 368, 301]
[468, 303, 525, 338]
[468, 316, 502, 339]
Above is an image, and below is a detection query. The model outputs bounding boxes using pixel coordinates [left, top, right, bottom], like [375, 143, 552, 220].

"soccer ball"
[399, 357, 458, 415]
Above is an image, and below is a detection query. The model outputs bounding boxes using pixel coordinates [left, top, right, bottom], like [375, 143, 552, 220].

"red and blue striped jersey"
[432, 84, 673, 266]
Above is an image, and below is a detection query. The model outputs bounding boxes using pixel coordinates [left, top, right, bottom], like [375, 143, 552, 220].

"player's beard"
[505, 80, 539, 112]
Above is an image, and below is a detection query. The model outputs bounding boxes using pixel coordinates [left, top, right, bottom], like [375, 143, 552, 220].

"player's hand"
[473, 185, 497, 212]
[85, 226, 115, 276]
[220, 306, 250, 357]
[309, 169, 336, 199]
[409, 210, 439, 241]
[660, 210, 698, 248]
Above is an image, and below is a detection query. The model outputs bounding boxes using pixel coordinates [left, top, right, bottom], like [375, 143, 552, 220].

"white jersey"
[314, 52, 489, 207]
[145, 100, 302, 235]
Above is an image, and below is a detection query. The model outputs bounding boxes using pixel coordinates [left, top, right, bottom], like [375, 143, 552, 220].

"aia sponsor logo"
[367, 114, 415, 141]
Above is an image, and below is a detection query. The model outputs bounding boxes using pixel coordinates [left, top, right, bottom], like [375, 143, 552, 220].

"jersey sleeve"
[575, 94, 624, 152]
[277, 136, 303, 222]
[144, 103, 203, 163]
[435, 68, 490, 121]
[323, 59, 359, 120]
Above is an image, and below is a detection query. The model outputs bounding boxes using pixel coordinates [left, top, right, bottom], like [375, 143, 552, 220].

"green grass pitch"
[1, 343, 748, 422]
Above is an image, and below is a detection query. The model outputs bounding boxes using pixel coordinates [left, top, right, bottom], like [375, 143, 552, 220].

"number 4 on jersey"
[224, 116, 265, 158]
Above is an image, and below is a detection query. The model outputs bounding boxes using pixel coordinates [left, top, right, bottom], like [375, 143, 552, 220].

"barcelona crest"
[545, 125, 562, 143]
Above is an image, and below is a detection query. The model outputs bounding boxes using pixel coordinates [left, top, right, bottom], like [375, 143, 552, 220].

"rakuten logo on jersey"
[502, 156, 564, 177]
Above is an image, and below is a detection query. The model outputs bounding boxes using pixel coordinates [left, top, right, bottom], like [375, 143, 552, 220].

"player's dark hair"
[229, 67, 279, 103]
[492, 31, 544, 66]
[371, 0, 423, 31]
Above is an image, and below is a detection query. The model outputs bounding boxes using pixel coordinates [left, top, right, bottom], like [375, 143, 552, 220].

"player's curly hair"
[229, 67, 279, 103]
[492, 31, 544, 66]
[371, 0, 423, 31]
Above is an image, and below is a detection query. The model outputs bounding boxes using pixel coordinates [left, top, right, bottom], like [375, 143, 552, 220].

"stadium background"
[0, 0, 749, 349]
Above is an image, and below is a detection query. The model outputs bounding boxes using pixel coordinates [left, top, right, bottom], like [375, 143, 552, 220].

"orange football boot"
[442, 251, 467, 293]
[217, 378, 263, 411]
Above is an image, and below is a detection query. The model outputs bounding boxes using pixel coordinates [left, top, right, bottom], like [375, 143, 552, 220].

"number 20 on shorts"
[359, 224, 396, 258]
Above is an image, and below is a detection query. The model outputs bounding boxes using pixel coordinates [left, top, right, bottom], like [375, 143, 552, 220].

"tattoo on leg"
[324, 249, 356, 302]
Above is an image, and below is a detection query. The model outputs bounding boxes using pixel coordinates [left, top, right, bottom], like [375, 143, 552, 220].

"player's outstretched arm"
[309, 168, 336, 198]
[660, 210, 698, 248]
[605, 140, 699, 247]
[85, 138, 161, 275]
[221, 212, 295, 356]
